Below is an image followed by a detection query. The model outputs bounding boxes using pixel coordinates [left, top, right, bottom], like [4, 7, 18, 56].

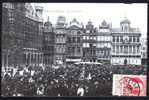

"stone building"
[82, 20, 97, 62]
[96, 20, 112, 64]
[2, 3, 26, 68]
[23, 4, 44, 67]
[111, 17, 141, 65]
[2, 3, 44, 69]
[54, 16, 67, 65]
[66, 18, 84, 63]
[43, 17, 55, 66]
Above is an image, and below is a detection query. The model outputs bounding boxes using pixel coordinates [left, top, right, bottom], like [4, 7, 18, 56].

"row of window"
[96, 51, 110, 57]
[83, 36, 96, 40]
[67, 37, 81, 43]
[55, 29, 65, 34]
[96, 43, 111, 48]
[55, 36, 66, 43]
[113, 36, 140, 42]
[112, 45, 140, 53]
[55, 46, 66, 53]
[83, 43, 96, 47]
[97, 36, 111, 41]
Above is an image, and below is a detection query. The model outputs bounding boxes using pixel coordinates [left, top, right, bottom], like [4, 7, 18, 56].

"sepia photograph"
[1, 3, 147, 97]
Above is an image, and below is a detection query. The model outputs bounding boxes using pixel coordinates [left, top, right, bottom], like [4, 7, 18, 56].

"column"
[135, 46, 137, 54]
[132, 45, 134, 54]
[128, 45, 130, 55]
[132, 46, 133, 54]
[115, 36, 117, 43]
[37, 53, 39, 66]
[33, 53, 35, 66]
[115, 46, 117, 53]
[6, 51, 9, 67]
[39, 53, 41, 66]
[118, 45, 120, 54]
[29, 53, 31, 66]
[26, 53, 28, 65]
[123, 46, 124, 55]
[118, 36, 120, 43]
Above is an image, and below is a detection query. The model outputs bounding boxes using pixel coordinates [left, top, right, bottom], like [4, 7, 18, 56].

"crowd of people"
[1, 63, 146, 96]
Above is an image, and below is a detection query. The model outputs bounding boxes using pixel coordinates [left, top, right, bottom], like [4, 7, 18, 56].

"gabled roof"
[68, 18, 83, 29]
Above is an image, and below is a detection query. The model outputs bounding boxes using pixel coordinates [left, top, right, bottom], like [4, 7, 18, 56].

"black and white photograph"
[1, 3, 147, 97]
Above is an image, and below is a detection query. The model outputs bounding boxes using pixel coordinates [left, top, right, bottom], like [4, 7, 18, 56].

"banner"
[112, 74, 146, 96]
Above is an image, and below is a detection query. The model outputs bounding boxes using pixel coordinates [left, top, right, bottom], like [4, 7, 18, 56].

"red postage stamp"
[112, 74, 146, 96]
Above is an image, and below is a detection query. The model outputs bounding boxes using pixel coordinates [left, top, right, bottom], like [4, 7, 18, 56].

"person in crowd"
[77, 85, 85, 96]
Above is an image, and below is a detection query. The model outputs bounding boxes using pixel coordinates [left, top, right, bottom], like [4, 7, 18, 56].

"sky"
[32, 3, 147, 38]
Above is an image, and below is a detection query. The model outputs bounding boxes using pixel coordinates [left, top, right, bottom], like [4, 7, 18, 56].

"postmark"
[112, 74, 146, 96]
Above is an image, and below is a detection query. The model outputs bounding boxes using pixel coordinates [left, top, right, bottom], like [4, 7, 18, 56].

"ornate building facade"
[2, 3, 26, 68]
[82, 20, 97, 62]
[66, 18, 83, 63]
[96, 20, 112, 64]
[43, 17, 55, 66]
[54, 16, 67, 65]
[2, 3, 44, 69]
[23, 4, 44, 67]
[2, 3, 144, 67]
[111, 17, 141, 65]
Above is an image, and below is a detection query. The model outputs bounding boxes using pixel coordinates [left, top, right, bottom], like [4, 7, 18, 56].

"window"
[90, 36, 93, 40]
[73, 37, 75, 42]
[137, 37, 139, 42]
[113, 36, 115, 42]
[117, 36, 119, 42]
[133, 37, 135, 42]
[116, 46, 119, 53]
[129, 46, 132, 53]
[77, 37, 80, 42]
[124, 26, 127, 31]
[90, 44, 93, 48]
[137, 46, 139, 53]
[133, 46, 135, 54]
[113, 46, 115, 53]
[124, 46, 128, 54]
[67, 37, 71, 42]
[129, 36, 132, 42]
[120, 46, 123, 53]
[77, 47, 80, 53]
[120, 36, 123, 42]
[93, 37, 96, 40]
